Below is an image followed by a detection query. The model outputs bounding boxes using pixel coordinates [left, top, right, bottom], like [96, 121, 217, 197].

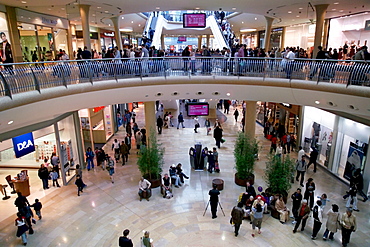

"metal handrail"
[0, 57, 369, 98]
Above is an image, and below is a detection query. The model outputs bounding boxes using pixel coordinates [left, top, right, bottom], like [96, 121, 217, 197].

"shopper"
[119, 229, 133, 247]
[323, 204, 340, 241]
[30, 199, 43, 220]
[311, 200, 323, 239]
[293, 199, 311, 233]
[85, 147, 95, 171]
[38, 163, 49, 190]
[75, 175, 85, 196]
[251, 202, 265, 237]
[106, 154, 115, 183]
[296, 156, 307, 187]
[141, 231, 154, 247]
[341, 208, 357, 247]
[49, 168, 60, 187]
[231, 202, 244, 237]
[15, 212, 28, 246]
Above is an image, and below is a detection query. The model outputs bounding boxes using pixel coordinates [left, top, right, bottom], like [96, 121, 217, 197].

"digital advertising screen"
[187, 103, 209, 116]
[183, 13, 206, 28]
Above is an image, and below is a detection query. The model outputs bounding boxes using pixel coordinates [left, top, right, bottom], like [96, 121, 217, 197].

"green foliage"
[137, 130, 164, 180]
[264, 154, 295, 194]
[234, 133, 258, 180]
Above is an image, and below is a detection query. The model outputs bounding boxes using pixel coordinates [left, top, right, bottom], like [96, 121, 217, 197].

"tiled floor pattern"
[0, 103, 369, 247]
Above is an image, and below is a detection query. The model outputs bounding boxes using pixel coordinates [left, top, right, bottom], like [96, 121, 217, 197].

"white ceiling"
[1, 0, 369, 35]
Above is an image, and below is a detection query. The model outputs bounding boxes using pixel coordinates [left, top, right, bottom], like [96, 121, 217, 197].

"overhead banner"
[12, 133, 35, 158]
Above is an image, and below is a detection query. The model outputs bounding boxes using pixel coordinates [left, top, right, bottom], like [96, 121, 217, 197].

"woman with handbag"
[323, 204, 340, 240]
[15, 212, 28, 246]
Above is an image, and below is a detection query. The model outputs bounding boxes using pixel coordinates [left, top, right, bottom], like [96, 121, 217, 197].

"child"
[75, 175, 85, 196]
[317, 193, 330, 209]
[75, 164, 82, 178]
[31, 199, 43, 220]
[49, 168, 60, 187]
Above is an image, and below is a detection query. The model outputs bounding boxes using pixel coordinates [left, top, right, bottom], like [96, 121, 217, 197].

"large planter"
[147, 174, 161, 188]
[234, 173, 255, 187]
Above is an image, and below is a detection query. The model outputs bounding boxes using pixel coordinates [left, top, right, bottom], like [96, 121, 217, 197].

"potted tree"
[234, 132, 259, 186]
[264, 154, 295, 198]
[137, 130, 164, 188]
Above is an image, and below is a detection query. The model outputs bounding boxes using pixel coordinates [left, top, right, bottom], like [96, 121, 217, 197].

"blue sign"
[12, 133, 35, 158]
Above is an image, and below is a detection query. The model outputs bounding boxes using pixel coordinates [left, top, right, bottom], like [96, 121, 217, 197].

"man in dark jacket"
[38, 164, 49, 190]
[157, 116, 164, 134]
[231, 202, 244, 236]
[307, 147, 319, 173]
[119, 229, 133, 247]
[81, 46, 91, 59]
[177, 112, 185, 129]
[213, 125, 223, 148]
[291, 188, 303, 222]
[209, 184, 220, 219]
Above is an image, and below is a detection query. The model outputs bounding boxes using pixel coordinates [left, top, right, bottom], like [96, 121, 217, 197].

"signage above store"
[12, 132, 35, 158]
[280, 103, 292, 108]
[365, 20, 370, 31]
[104, 32, 114, 37]
[41, 17, 58, 26]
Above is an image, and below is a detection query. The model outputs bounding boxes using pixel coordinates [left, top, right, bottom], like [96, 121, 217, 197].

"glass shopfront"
[301, 106, 370, 187]
[284, 24, 315, 51]
[16, 9, 69, 62]
[0, 114, 82, 185]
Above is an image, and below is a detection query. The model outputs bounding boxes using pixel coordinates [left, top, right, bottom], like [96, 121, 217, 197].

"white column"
[79, 4, 91, 50]
[245, 101, 257, 138]
[111, 17, 123, 50]
[264, 16, 274, 51]
[313, 4, 329, 57]
[144, 101, 156, 141]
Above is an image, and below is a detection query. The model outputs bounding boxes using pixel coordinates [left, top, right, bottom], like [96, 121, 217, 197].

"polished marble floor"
[0, 103, 369, 247]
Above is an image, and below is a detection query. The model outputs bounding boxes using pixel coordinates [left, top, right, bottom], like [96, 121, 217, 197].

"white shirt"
[139, 179, 151, 190]
[286, 50, 295, 60]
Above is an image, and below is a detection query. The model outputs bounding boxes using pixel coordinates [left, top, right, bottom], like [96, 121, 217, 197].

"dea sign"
[12, 133, 36, 158]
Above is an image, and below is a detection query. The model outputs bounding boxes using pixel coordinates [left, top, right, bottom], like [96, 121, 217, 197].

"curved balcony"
[0, 57, 369, 136]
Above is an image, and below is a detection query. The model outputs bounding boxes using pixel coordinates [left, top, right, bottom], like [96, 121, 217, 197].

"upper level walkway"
[0, 57, 369, 137]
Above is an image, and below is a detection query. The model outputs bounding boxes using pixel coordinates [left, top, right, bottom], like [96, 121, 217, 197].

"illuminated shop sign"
[12, 133, 36, 158]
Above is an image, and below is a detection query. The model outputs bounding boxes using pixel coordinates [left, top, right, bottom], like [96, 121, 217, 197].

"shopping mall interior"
[0, 0, 369, 246]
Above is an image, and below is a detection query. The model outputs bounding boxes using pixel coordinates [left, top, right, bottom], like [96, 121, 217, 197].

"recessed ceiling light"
[332, 9, 336, 11]
[104, 10, 109, 13]
[61, 7, 65, 10]
[296, 15, 300, 17]
[255, 17, 257, 20]
[299, 7, 303, 10]
[288, 11, 292, 14]
[156, 7, 160, 10]
[195, 7, 200, 10]
[97, 6, 101, 9]
[21, 1, 27, 3]
[138, 24, 141, 26]
[231, 24, 234, 27]
[108, 24, 111, 26]
[92, 14, 96, 16]
[315, 100, 320, 105]
[226, 93, 231, 96]
[334, 2, 339, 4]
[121, 17, 124, 19]
[131, 21, 133, 23]
[8, 120, 13, 125]
[232, 7, 236, 10]
[242, 21, 244, 24]
[339, 10, 344, 12]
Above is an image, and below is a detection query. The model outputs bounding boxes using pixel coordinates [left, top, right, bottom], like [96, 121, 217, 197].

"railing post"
[29, 66, 41, 93]
[87, 61, 93, 84]
[61, 63, 67, 88]
[0, 71, 12, 98]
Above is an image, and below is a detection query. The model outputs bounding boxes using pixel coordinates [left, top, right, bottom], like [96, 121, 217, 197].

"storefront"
[0, 112, 83, 186]
[16, 8, 70, 62]
[100, 30, 116, 51]
[284, 24, 315, 50]
[241, 32, 258, 49]
[79, 106, 114, 151]
[328, 12, 370, 52]
[259, 28, 283, 49]
[301, 106, 370, 192]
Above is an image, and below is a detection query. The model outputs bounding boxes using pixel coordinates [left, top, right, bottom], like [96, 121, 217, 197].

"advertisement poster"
[343, 144, 364, 181]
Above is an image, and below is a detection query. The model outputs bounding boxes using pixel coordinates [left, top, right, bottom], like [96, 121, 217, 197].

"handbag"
[221, 138, 225, 143]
